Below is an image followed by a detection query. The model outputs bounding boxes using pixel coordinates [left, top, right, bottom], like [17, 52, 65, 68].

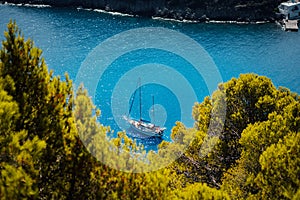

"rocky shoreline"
[1, 0, 285, 22]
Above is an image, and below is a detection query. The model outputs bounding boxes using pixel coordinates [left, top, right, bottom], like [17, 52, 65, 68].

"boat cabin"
[278, 1, 300, 19]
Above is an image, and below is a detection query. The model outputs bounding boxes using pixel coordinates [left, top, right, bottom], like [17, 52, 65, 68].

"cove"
[1, 4, 299, 150]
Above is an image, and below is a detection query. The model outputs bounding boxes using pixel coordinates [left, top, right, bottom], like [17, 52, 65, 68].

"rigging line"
[152, 95, 155, 124]
[139, 77, 142, 121]
[128, 78, 140, 117]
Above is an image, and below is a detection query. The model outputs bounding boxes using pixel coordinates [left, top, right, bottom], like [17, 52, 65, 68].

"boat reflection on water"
[126, 126, 164, 151]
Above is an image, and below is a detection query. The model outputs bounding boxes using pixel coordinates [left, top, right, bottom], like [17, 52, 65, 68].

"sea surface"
[1, 4, 300, 150]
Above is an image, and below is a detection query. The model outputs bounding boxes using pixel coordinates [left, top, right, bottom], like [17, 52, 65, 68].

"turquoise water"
[1, 4, 300, 149]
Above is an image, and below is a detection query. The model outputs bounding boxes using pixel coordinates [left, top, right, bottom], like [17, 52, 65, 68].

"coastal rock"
[1, 0, 286, 22]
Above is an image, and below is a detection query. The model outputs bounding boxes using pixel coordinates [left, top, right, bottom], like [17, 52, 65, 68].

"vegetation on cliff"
[0, 21, 299, 199]
[1, 0, 285, 21]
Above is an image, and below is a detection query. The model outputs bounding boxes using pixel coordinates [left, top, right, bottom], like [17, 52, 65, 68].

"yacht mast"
[139, 77, 142, 121]
[152, 95, 155, 124]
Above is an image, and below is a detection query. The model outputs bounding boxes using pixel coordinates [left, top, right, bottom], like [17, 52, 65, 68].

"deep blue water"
[1, 4, 300, 150]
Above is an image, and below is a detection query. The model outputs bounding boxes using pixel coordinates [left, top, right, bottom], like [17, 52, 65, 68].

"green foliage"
[222, 84, 300, 199]
[165, 73, 299, 200]
[193, 96, 212, 132]
[0, 20, 51, 137]
[168, 74, 279, 188]
[0, 21, 299, 200]
[218, 74, 277, 167]
[255, 132, 300, 199]
[0, 20, 94, 199]
[174, 182, 230, 200]
[0, 81, 46, 199]
[74, 85, 176, 199]
[0, 82, 18, 137]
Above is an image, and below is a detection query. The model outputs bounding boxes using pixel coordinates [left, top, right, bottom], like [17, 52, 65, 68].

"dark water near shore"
[1, 4, 299, 150]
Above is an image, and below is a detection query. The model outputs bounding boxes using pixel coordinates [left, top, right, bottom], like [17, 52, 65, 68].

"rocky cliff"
[1, 0, 285, 22]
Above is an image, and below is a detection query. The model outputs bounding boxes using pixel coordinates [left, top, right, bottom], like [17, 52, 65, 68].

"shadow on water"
[126, 127, 164, 152]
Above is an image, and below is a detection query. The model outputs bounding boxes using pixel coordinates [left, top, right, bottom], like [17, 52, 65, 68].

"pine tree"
[255, 132, 300, 199]
[221, 87, 300, 199]
[0, 80, 46, 199]
[0, 20, 96, 199]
